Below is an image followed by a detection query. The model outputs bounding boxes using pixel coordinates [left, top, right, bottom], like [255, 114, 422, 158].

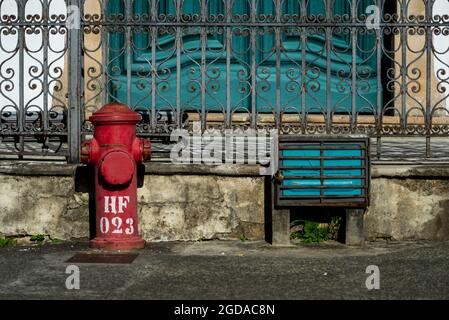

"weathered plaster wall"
[0, 165, 265, 241]
[0, 163, 448, 242]
[137, 175, 265, 241]
[365, 178, 449, 241]
[0, 175, 88, 240]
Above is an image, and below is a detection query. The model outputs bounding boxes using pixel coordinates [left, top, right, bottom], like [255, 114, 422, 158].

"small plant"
[301, 221, 329, 243]
[30, 234, 46, 245]
[290, 217, 342, 243]
[239, 234, 249, 242]
[50, 238, 63, 244]
[0, 237, 16, 247]
[328, 216, 342, 240]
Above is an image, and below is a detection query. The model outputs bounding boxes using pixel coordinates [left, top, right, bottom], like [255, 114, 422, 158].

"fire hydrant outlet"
[100, 151, 135, 186]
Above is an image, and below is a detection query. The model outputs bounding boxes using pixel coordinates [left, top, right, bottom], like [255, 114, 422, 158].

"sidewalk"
[0, 240, 448, 299]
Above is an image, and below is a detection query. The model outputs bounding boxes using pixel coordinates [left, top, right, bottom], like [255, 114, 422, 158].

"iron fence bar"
[225, 0, 232, 129]
[74, 22, 449, 28]
[400, 1, 407, 132]
[18, 0, 25, 158]
[275, 0, 281, 129]
[150, 0, 157, 131]
[68, 0, 81, 163]
[376, 0, 383, 159]
[101, 0, 109, 106]
[79, 0, 85, 140]
[325, 0, 332, 133]
[42, 0, 49, 137]
[250, 0, 257, 129]
[176, 0, 182, 129]
[125, 0, 132, 108]
[300, 0, 307, 133]
[426, 0, 433, 158]
[351, 0, 357, 132]
[0, 132, 68, 136]
[200, 0, 207, 132]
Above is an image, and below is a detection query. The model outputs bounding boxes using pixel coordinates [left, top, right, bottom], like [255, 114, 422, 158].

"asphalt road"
[0, 240, 448, 300]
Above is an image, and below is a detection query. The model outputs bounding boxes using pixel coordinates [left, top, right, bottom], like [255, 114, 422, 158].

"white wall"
[0, 0, 67, 114]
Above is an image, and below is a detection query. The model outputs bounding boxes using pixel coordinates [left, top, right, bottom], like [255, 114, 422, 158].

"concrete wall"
[365, 165, 449, 241]
[0, 174, 88, 240]
[365, 178, 449, 241]
[0, 163, 265, 241]
[138, 175, 264, 241]
[0, 162, 448, 242]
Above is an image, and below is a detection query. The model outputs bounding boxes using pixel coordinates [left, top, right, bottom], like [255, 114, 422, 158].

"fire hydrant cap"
[90, 103, 141, 124]
[100, 151, 135, 185]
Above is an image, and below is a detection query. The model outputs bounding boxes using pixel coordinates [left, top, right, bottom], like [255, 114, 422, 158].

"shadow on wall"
[289, 207, 347, 244]
[434, 200, 449, 241]
[263, 176, 347, 244]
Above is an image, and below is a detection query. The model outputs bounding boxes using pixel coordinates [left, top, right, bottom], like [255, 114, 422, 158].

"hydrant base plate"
[66, 253, 139, 264]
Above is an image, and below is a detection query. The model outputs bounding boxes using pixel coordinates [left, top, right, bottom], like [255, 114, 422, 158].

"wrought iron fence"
[0, 0, 449, 163]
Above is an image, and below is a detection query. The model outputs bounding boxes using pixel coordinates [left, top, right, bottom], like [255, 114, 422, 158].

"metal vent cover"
[274, 135, 370, 208]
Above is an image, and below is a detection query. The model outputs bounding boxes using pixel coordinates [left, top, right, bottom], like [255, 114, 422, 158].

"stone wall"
[0, 162, 448, 242]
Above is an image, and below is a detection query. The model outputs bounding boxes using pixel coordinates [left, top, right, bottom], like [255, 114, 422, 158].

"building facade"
[0, 0, 449, 242]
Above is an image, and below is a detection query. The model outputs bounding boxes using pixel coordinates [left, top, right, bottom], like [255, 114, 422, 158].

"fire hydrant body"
[81, 103, 151, 250]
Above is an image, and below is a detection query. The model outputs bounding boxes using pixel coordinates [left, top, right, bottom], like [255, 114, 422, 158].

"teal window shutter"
[107, 0, 380, 115]
[255, 0, 379, 113]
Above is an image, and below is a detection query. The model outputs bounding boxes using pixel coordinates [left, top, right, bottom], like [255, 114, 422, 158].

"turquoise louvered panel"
[276, 138, 370, 208]
[106, 0, 380, 113]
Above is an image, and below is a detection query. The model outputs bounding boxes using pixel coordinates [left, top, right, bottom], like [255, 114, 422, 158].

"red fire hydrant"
[81, 103, 151, 250]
